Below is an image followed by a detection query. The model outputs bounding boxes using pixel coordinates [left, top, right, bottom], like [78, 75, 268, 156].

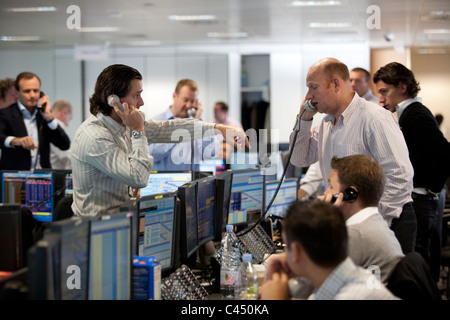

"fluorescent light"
[6, 6, 57, 12]
[424, 29, 450, 34]
[309, 22, 352, 28]
[0, 36, 41, 41]
[129, 40, 161, 46]
[77, 27, 119, 33]
[207, 32, 248, 38]
[168, 15, 216, 21]
[290, 1, 341, 6]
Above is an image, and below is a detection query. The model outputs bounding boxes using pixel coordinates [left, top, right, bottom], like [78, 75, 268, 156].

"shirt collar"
[97, 112, 125, 135]
[18, 100, 37, 119]
[346, 206, 379, 226]
[166, 106, 176, 119]
[395, 97, 422, 119]
[324, 92, 359, 125]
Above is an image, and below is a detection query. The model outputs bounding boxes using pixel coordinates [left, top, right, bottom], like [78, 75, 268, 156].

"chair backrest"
[53, 195, 74, 222]
[386, 252, 442, 300]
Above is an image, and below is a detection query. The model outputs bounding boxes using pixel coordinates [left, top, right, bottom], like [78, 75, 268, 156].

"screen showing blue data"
[197, 177, 215, 245]
[228, 169, 264, 225]
[265, 178, 298, 217]
[140, 172, 192, 196]
[88, 214, 131, 300]
[1, 171, 54, 222]
[138, 194, 176, 271]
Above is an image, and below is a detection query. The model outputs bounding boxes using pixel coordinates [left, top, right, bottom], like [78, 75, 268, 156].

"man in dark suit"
[0, 72, 70, 170]
[374, 62, 450, 282]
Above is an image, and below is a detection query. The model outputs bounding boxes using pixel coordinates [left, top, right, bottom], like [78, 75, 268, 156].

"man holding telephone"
[0, 71, 70, 170]
[148, 78, 222, 171]
[289, 57, 416, 255]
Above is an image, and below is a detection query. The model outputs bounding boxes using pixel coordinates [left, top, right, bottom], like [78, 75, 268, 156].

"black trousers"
[390, 202, 417, 255]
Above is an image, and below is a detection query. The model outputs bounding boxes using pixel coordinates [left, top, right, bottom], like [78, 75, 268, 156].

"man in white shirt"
[289, 57, 416, 254]
[71, 65, 248, 217]
[50, 99, 73, 169]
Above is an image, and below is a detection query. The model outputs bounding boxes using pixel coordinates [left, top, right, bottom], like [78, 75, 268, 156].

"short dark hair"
[0, 78, 15, 99]
[373, 62, 420, 98]
[351, 67, 371, 82]
[15, 72, 41, 91]
[283, 200, 348, 268]
[89, 64, 142, 116]
[331, 155, 385, 207]
[215, 101, 228, 112]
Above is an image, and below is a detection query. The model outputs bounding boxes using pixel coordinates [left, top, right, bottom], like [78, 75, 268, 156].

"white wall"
[1, 42, 370, 146]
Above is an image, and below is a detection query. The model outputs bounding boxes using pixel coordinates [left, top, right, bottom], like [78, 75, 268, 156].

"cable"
[236, 109, 306, 237]
[27, 185, 66, 210]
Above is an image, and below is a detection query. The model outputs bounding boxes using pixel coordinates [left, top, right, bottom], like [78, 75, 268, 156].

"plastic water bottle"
[220, 225, 241, 299]
[235, 253, 259, 300]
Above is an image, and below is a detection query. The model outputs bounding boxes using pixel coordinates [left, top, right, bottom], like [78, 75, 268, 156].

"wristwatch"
[131, 130, 144, 139]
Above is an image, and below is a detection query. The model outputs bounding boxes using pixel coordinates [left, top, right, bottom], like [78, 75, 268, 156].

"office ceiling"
[0, 0, 449, 52]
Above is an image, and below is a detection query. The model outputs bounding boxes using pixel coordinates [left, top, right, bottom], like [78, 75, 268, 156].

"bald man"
[289, 57, 416, 254]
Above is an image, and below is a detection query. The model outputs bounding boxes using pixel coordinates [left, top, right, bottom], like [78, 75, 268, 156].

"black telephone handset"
[107, 94, 125, 112]
[38, 91, 47, 110]
[303, 100, 316, 112]
[331, 187, 358, 203]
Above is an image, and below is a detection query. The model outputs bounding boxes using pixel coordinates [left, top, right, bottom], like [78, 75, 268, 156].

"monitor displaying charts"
[265, 178, 298, 218]
[140, 171, 192, 197]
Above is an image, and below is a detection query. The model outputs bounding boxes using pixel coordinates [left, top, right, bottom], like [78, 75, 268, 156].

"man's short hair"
[174, 79, 198, 94]
[215, 101, 228, 112]
[89, 64, 142, 116]
[0, 78, 15, 99]
[283, 200, 348, 268]
[351, 67, 371, 82]
[15, 72, 41, 91]
[322, 60, 350, 82]
[373, 62, 421, 98]
[51, 99, 73, 113]
[331, 155, 385, 207]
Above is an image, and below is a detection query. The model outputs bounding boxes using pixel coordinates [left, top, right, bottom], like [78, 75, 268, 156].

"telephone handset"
[187, 108, 196, 118]
[331, 187, 358, 203]
[303, 100, 316, 112]
[38, 91, 47, 110]
[107, 94, 125, 112]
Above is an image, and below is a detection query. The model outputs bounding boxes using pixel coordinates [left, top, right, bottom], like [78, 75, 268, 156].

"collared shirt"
[346, 206, 379, 226]
[290, 93, 414, 226]
[148, 107, 221, 171]
[395, 97, 423, 120]
[5, 101, 58, 169]
[361, 89, 379, 104]
[309, 257, 400, 300]
[71, 112, 217, 216]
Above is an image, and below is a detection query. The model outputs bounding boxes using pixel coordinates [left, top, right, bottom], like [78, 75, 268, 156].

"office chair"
[53, 195, 74, 222]
[387, 252, 442, 300]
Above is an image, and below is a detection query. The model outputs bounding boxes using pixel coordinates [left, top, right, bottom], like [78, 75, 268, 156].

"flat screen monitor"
[140, 171, 192, 197]
[228, 168, 265, 226]
[196, 176, 216, 246]
[1, 170, 64, 223]
[198, 158, 226, 176]
[177, 181, 199, 260]
[65, 172, 73, 196]
[135, 193, 177, 273]
[214, 170, 233, 240]
[0, 204, 23, 271]
[229, 151, 259, 170]
[265, 178, 299, 218]
[88, 212, 132, 300]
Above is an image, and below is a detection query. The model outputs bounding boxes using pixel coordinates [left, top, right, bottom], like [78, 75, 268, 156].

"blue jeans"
[390, 202, 417, 255]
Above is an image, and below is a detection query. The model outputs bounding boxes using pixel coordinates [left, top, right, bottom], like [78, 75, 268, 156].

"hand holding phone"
[107, 94, 124, 112]
[39, 91, 47, 110]
[303, 100, 316, 112]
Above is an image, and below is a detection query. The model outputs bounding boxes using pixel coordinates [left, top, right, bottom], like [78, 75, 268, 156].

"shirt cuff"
[47, 118, 58, 130]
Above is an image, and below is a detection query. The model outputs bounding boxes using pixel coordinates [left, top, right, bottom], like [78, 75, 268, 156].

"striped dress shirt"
[290, 93, 414, 226]
[71, 112, 216, 216]
[309, 257, 400, 300]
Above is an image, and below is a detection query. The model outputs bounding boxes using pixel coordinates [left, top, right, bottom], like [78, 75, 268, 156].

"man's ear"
[289, 241, 303, 263]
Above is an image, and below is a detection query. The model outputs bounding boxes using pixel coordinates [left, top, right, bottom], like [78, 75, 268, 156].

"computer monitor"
[133, 193, 178, 273]
[0, 204, 23, 271]
[177, 181, 199, 260]
[229, 151, 260, 170]
[88, 212, 132, 300]
[196, 176, 216, 246]
[198, 158, 226, 176]
[228, 168, 265, 226]
[1, 170, 65, 222]
[265, 178, 299, 218]
[214, 170, 233, 241]
[65, 172, 73, 196]
[140, 171, 192, 197]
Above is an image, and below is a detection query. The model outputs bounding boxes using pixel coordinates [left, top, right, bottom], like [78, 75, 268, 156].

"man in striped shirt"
[71, 64, 248, 217]
[289, 57, 416, 254]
